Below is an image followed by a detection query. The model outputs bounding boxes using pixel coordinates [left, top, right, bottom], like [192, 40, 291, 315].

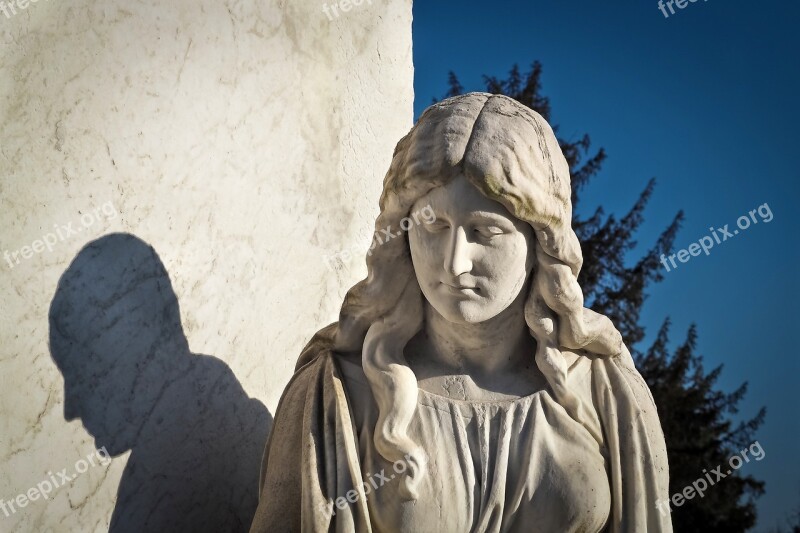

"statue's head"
[303, 93, 623, 499]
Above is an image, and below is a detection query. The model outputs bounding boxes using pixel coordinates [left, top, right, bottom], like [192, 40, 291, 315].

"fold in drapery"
[592, 346, 672, 532]
[250, 346, 672, 533]
[250, 352, 372, 532]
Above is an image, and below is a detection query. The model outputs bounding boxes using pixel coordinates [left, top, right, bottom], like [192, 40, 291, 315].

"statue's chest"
[361, 390, 612, 533]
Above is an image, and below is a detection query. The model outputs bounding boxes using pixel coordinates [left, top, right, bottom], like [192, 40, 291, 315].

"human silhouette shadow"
[48, 233, 272, 533]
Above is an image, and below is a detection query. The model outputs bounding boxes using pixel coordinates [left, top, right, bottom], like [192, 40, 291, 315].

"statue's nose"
[444, 226, 473, 277]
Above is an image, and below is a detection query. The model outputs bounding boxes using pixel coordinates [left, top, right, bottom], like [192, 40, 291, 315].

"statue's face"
[408, 174, 535, 324]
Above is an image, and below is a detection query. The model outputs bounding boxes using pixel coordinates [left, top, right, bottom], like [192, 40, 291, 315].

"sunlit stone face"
[408, 174, 535, 324]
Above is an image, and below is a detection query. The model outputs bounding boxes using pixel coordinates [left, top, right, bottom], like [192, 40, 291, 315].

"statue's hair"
[297, 93, 622, 499]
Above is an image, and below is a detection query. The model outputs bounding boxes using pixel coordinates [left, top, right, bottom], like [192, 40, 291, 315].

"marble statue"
[250, 93, 672, 532]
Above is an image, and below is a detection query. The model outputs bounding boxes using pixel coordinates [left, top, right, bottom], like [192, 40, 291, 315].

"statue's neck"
[418, 292, 534, 378]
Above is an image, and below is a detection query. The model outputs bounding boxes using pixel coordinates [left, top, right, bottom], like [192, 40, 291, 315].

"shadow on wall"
[48, 233, 273, 533]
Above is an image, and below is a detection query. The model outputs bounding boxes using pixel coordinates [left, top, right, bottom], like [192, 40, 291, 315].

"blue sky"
[412, 0, 799, 529]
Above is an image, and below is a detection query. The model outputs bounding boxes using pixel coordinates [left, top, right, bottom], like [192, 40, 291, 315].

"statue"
[250, 93, 672, 532]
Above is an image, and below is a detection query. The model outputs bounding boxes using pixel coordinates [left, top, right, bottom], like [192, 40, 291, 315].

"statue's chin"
[433, 299, 503, 325]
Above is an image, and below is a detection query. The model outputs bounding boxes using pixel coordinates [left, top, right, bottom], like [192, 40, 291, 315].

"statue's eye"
[474, 225, 504, 238]
[424, 221, 450, 233]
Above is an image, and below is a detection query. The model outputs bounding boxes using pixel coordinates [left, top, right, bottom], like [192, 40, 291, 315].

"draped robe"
[250, 336, 672, 533]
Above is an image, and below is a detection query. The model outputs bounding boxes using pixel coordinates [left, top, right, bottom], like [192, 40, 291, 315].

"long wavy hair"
[297, 93, 623, 500]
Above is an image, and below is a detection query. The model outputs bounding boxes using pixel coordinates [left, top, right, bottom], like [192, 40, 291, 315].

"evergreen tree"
[439, 62, 765, 531]
[640, 320, 765, 531]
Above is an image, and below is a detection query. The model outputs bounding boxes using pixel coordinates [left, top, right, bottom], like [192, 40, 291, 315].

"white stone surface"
[0, 0, 413, 530]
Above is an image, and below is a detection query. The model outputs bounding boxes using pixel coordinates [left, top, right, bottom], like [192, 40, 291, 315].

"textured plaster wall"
[0, 0, 413, 530]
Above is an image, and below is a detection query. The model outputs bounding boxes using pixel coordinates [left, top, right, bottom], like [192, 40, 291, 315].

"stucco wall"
[0, 0, 413, 530]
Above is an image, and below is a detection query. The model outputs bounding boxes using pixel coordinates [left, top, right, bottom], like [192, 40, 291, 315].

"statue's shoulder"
[289, 349, 373, 404]
[330, 351, 375, 402]
[563, 348, 599, 404]
[564, 346, 651, 398]
[562, 347, 662, 441]
[282, 349, 376, 433]
[270, 350, 362, 433]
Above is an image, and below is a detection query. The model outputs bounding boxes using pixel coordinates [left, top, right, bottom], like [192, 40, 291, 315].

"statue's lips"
[440, 282, 480, 296]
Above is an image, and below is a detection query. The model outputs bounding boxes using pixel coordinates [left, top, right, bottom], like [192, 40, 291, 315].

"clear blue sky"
[413, 0, 799, 529]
